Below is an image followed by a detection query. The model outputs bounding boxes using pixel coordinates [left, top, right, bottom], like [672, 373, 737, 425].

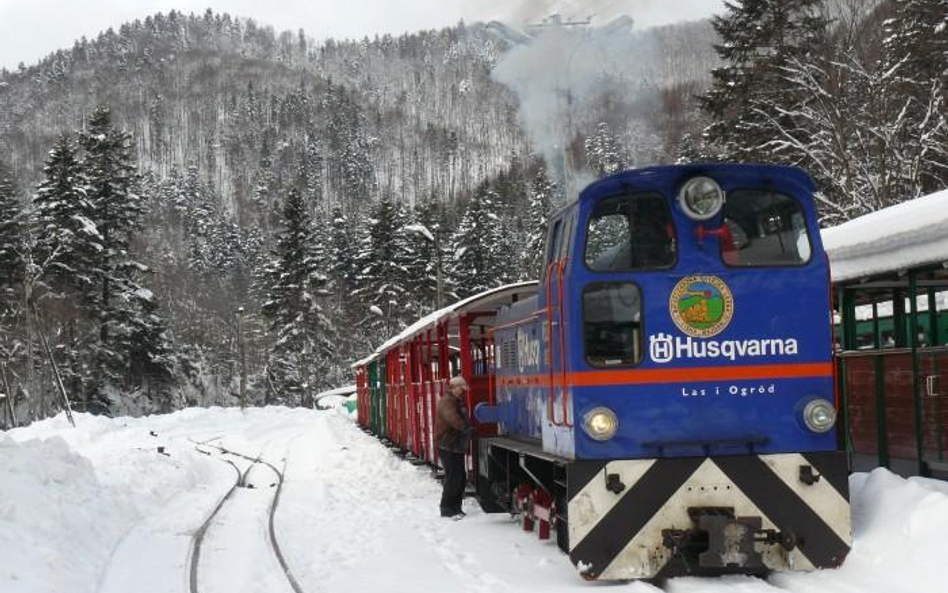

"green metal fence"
[837, 268, 948, 477]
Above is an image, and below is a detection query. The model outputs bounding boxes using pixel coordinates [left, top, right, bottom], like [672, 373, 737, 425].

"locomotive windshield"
[585, 193, 675, 271]
[721, 190, 811, 266]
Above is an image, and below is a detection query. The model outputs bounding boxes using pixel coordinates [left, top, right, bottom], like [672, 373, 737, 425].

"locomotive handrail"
[545, 259, 571, 427]
[486, 327, 496, 406]
[545, 261, 559, 425]
[557, 259, 573, 427]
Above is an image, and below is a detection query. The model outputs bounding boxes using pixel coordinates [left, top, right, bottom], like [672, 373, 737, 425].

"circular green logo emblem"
[669, 275, 734, 338]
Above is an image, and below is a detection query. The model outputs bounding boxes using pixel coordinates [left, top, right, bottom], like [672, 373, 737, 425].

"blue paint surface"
[492, 164, 836, 460]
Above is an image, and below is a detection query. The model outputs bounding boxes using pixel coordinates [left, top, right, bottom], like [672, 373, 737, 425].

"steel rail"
[190, 442, 306, 593]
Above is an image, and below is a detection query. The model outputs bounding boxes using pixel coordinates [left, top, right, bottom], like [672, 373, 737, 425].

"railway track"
[188, 443, 305, 593]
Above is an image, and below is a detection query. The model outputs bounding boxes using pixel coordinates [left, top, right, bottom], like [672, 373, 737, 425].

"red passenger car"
[352, 283, 537, 467]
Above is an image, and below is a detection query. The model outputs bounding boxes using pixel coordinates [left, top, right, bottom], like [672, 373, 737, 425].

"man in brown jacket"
[435, 375, 473, 518]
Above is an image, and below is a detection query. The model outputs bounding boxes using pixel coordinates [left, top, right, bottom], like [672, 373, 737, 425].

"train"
[353, 164, 851, 581]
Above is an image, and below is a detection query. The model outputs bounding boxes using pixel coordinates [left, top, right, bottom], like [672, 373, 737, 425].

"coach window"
[585, 193, 675, 271]
[583, 282, 643, 367]
[721, 190, 811, 267]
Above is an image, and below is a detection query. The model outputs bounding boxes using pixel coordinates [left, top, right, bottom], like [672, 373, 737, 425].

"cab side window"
[558, 212, 575, 261]
[543, 219, 563, 279]
[585, 193, 675, 271]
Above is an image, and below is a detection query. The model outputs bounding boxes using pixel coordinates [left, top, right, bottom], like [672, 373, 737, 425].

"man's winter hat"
[448, 376, 468, 390]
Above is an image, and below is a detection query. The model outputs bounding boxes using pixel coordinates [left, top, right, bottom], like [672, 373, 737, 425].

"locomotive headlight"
[583, 407, 619, 441]
[678, 176, 725, 221]
[803, 398, 837, 433]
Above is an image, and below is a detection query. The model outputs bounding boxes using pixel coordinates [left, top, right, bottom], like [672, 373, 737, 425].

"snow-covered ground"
[1, 407, 945, 593]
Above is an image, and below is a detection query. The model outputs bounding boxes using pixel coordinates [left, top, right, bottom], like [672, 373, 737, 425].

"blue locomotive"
[354, 163, 851, 580]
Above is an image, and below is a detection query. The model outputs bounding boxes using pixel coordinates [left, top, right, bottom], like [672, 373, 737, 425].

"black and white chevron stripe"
[566, 452, 851, 580]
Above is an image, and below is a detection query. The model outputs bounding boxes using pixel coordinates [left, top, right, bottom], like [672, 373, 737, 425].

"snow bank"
[823, 189, 948, 282]
[848, 470, 948, 588]
[771, 468, 948, 593]
[0, 408, 304, 593]
[0, 434, 138, 593]
[3, 408, 947, 593]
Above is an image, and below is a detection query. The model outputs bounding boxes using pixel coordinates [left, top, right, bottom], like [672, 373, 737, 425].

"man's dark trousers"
[439, 448, 466, 516]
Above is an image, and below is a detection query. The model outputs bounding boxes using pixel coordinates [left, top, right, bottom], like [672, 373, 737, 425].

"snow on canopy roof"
[352, 281, 539, 368]
[314, 385, 357, 398]
[823, 189, 948, 283]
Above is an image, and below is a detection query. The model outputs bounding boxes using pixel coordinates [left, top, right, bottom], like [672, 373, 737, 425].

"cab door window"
[585, 193, 675, 271]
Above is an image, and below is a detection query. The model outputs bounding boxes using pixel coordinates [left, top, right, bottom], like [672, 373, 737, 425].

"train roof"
[352, 281, 539, 368]
[577, 164, 815, 203]
[823, 188, 948, 283]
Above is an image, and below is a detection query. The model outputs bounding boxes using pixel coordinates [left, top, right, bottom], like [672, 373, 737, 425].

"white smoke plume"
[490, 16, 656, 196]
[465, 0, 723, 31]
[488, 1, 722, 197]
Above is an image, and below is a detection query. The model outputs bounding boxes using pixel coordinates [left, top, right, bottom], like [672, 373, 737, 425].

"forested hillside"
[0, 0, 944, 425]
[0, 9, 718, 421]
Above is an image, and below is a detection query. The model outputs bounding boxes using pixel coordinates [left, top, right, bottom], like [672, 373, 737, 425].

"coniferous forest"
[0, 1, 945, 423]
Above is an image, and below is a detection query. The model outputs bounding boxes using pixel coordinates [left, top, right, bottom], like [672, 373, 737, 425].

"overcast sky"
[0, 0, 726, 71]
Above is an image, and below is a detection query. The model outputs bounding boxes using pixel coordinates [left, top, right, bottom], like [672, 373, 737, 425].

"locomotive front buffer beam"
[565, 452, 851, 581]
[661, 507, 796, 574]
[476, 440, 851, 581]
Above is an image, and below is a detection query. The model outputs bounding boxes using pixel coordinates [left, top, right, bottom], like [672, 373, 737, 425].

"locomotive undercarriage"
[475, 438, 851, 581]
[475, 437, 571, 553]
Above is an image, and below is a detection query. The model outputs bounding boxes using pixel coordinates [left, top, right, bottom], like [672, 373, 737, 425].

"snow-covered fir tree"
[326, 83, 377, 212]
[353, 197, 412, 339]
[883, 0, 948, 195]
[116, 286, 179, 411]
[31, 134, 103, 411]
[404, 200, 449, 316]
[700, 0, 828, 163]
[492, 159, 531, 281]
[262, 187, 335, 404]
[300, 134, 325, 211]
[172, 162, 253, 278]
[751, 0, 948, 223]
[450, 182, 510, 299]
[0, 159, 23, 302]
[585, 122, 628, 177]
[252, 150, 278, 234]
[79, 106, 155, 407]
[0, 159, 24, 404]
[32, 134, 101, 302]
[523, 169, 556, 279]
[308, 209, 332, 293]
[324, 206, 363, 358]
[328, 206, 357, 298]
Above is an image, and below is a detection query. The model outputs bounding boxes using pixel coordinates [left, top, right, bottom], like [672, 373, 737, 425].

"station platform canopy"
[823, 188, 948, 284]
[822, 188, 948, 479]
